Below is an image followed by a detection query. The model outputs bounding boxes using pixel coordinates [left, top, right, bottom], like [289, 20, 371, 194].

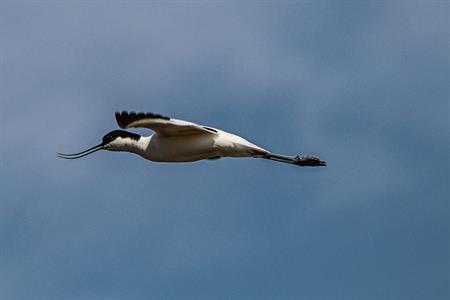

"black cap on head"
[102, 130, 141, 144]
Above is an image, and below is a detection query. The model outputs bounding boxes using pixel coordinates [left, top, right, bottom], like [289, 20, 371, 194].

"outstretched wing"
[115, 111, 218, 136]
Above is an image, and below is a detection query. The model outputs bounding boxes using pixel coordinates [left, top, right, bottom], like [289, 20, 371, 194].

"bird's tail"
[262, 153, 326, 167]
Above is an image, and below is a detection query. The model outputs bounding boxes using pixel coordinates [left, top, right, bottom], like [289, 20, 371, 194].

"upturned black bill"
[57, 143, 104, 159]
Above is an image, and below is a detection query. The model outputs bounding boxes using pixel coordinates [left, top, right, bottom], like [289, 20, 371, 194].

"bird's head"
[58, 130, 141, 159]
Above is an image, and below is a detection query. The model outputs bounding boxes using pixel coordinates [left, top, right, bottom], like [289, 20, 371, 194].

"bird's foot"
[293, 155, 327, 167]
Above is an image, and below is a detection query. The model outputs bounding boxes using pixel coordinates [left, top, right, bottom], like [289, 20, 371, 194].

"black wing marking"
[115, 111, 170, 129]
[207, 156, 221, 160]
[203, 126, 218, 133]
[114, 110, 217, 136]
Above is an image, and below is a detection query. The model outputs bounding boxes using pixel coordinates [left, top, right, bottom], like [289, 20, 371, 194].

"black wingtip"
[115, 111, 170, 128]
[115, 111, 127, 128]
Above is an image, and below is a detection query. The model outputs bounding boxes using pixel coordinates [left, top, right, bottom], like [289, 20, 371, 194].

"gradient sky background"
[0, 1, 449, 299]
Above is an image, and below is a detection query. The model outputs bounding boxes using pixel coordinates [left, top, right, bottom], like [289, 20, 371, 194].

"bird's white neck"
[105, 136, 151, 156]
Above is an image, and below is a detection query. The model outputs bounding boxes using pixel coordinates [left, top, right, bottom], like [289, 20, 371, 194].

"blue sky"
[0, 1, 448, 299]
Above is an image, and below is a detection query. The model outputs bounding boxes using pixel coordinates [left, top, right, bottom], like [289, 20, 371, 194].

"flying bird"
[58, 111, 326, 167]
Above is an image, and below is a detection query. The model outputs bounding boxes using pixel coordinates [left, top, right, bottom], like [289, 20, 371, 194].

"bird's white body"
[58, 111, 326, 167]
[108, 127, 268, 163]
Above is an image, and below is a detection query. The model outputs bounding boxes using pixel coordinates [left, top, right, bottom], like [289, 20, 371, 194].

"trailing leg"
[263, 153, 326, 167]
